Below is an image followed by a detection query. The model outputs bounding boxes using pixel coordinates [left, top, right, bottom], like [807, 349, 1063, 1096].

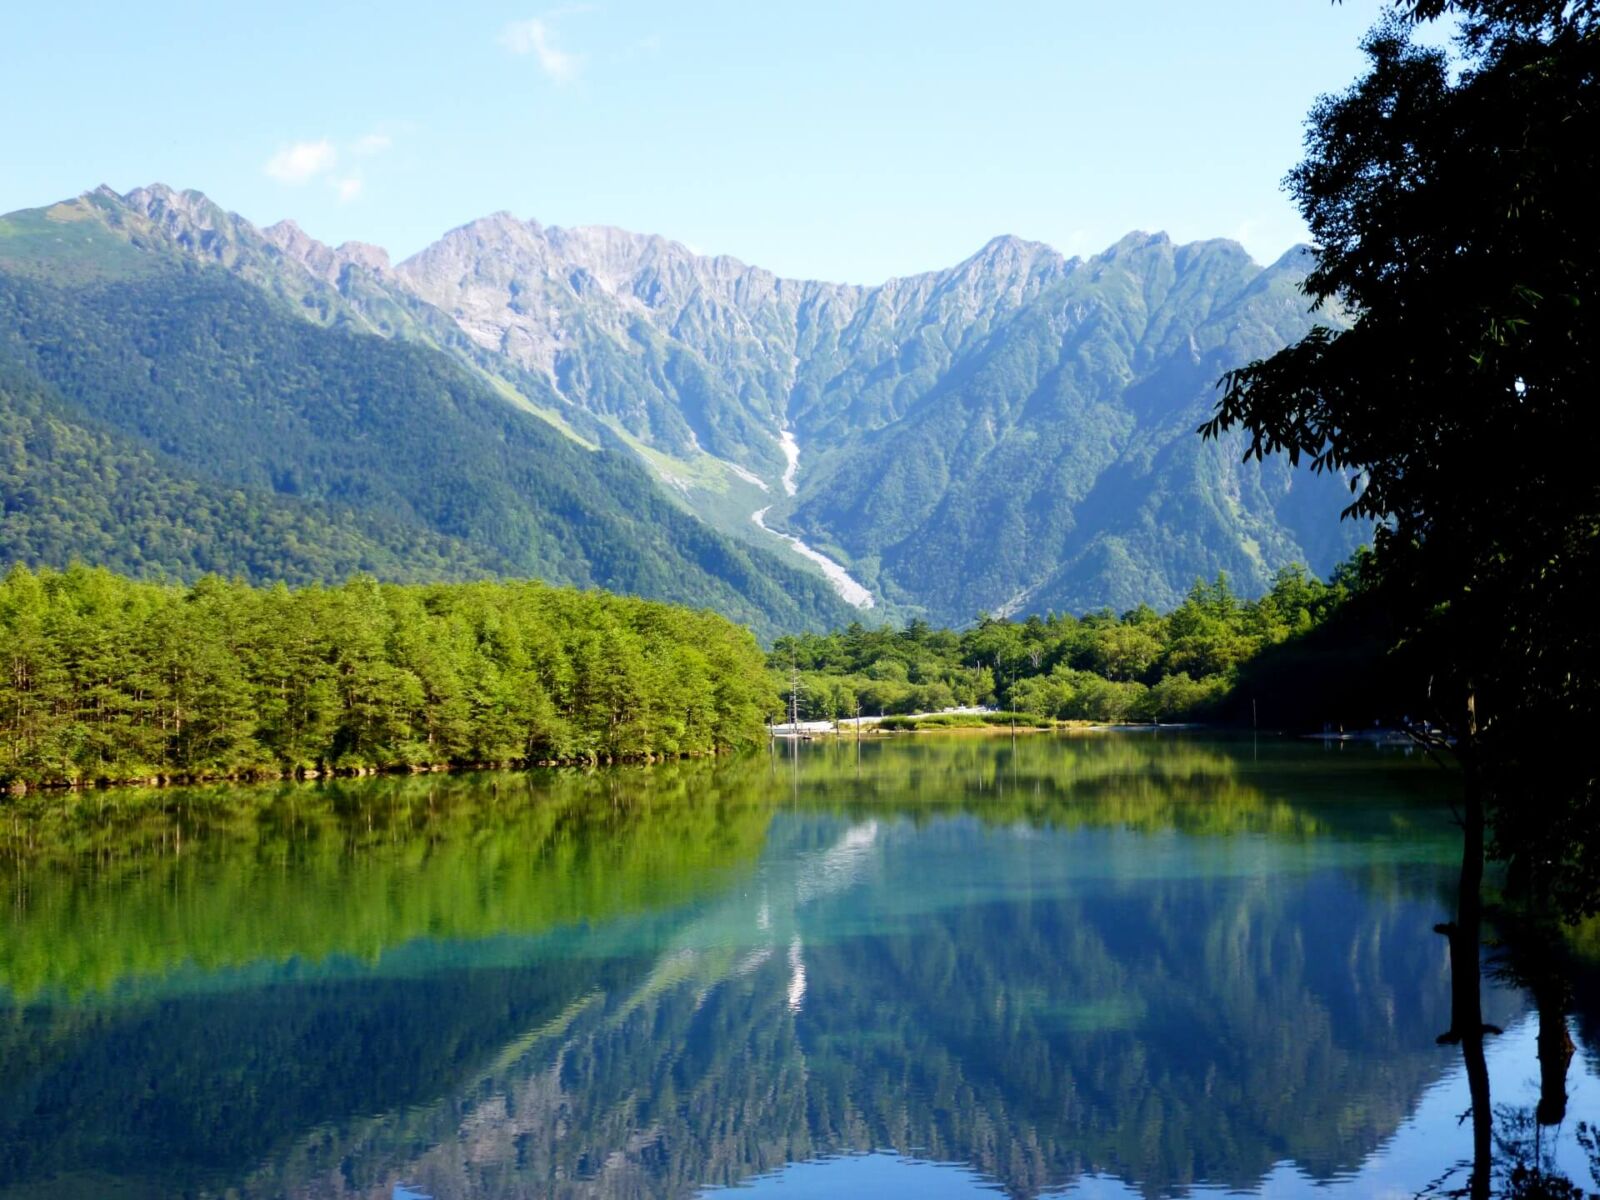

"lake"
[1, 734, 1596, 1198]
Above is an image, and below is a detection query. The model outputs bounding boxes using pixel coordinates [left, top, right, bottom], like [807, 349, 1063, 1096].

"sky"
[2, 1, 1406, 284]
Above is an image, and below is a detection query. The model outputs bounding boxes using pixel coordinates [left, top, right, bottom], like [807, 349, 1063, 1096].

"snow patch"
[779, 430, 801, 497]
[726, 462, 769, 492]
[753, 506, 874, 608]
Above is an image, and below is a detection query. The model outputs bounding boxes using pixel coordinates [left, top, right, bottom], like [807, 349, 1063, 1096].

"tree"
[1087, 622, 1164, 682]
[1203, 0, 1599, 917]
[1201, 6, 1597, 1195]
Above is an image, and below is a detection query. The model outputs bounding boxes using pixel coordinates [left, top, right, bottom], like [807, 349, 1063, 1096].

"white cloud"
[499, 17, 581, 81]
[334, 177, 364, 203]
[352, 132, 392, 156]
[264, 139, 337, 185]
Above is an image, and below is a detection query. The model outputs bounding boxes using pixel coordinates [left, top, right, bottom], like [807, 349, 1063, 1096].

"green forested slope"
[0, 261, 853, 636]
[0, 186, 1367, 627]
[785, 239, 1367, 616]
[0, 370, 505, 582]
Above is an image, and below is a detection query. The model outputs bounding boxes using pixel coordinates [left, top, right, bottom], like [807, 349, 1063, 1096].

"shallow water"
[1, 734, 1594, 1198]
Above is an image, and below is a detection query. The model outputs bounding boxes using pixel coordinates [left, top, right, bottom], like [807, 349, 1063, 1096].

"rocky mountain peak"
[1110, 230, 1172, 252]
[121, 183, 226, 233]
[262, 219, 392, 283]
[956, 232, 1074, 286]
[856, 231, 1073, 324]
[974, 232, 1063, 264]
[448, 210, 546, 249]
[336, 240, 392, 274]
[1, 181, 1361, 623]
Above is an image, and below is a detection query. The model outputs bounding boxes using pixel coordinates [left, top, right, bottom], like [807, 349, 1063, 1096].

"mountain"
[0, 191, 856, 638]
[1, 185, 1365, 627]
[390, 210, 1367, 619]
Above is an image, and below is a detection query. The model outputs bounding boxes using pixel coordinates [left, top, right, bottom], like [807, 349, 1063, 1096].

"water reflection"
[0, 735, 1593, 1199]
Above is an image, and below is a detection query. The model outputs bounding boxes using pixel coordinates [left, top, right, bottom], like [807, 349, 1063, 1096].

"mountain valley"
[0, 185, 1365, 630]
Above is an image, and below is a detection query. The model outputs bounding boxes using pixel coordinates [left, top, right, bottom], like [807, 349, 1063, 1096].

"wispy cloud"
[352, 132, 392, 156]
[499, 16, 582, 81]
[263, 139, 337, 185]
[263, 133, 394, 203]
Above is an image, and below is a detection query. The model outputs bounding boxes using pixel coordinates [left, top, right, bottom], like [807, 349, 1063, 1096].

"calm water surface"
[1, 734, 1595, 1198]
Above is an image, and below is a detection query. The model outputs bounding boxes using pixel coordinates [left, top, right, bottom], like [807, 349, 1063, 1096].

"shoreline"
[772, 719, 1207, 739]
[1, 747, 733, 798]
[3, 723, 1323, 798]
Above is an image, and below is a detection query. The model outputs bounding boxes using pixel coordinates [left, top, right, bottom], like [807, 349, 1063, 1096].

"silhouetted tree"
[1204, 7, 1597, 1194]
[1203, 0, 1599, 922]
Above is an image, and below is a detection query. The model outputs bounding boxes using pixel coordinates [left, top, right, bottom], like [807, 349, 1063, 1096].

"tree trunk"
[1446, 681, 1491, 1200]
[1535, 979, 1574, 1126]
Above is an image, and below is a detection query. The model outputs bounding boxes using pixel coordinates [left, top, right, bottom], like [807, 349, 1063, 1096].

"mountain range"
[0, 184, 1364, 631]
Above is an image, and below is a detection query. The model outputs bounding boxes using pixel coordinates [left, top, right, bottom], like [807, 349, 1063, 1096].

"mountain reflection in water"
[0, 735, 1594, 1199]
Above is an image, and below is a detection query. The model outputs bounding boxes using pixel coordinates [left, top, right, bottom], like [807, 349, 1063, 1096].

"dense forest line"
[0, 369, 505, 582]
[769, 559, 1367, 725]
[0, 565, 772, 788]
[0, 555, 1377, 791]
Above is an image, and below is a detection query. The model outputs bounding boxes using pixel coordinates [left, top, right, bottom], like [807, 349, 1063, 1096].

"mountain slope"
[390, 214, 1366, 619]
[785, 238, 1363, 615]
[3, 185, 1365, 626]
[0, 213, 856, 637]
[0, 369, 503, 584]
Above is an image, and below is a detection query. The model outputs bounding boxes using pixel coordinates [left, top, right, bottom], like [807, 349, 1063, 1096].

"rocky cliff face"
[262, 218, 392, 284]
[388, 208, 1359, 617]
[391, 219, 1082, 474]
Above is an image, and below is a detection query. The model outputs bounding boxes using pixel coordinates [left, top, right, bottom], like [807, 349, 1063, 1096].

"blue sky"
[4, 1, 1400, 283]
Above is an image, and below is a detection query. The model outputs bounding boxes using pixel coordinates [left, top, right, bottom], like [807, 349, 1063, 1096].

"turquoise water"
[0, 734, 1594, 1198]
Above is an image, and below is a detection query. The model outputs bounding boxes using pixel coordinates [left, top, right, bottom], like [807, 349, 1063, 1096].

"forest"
[0, 555, 1375, 790]
[0, 564, 773, 788]
[769, 559, 1365, 725]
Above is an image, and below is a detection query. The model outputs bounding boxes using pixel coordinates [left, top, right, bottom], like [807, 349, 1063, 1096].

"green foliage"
[781, 236, 1368, 622]
[0, 564, 774, 786]
[0, 198, 169, 283]
[770, 563, 1353, 725]
[1202, 3, 1600, 916]
[0, 263, 854, 638]
[0, 369, 499, 584]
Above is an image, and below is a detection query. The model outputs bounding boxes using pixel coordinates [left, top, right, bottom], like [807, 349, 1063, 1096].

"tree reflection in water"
[1428, 899, 1599, 1199]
